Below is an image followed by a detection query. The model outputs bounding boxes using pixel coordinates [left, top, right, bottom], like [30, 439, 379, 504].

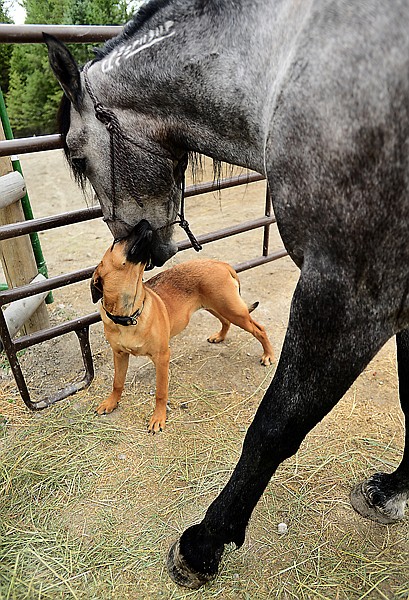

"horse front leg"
[350, 328, 409, 523]
[167, 265, 392, 589]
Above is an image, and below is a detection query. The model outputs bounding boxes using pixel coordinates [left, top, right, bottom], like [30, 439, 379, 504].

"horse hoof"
[167, 539, 215, 589]
[350, 477, 406, 525]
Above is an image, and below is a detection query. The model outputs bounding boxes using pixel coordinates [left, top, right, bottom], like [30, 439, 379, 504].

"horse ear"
[43, 33, 82, 111]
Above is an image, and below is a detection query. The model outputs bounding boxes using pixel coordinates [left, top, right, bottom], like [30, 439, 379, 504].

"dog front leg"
[148, 348, 170, 434]
[96, 351, 130, 415]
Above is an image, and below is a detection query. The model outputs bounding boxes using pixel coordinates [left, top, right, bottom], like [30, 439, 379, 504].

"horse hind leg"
[350, 328, 409, 523]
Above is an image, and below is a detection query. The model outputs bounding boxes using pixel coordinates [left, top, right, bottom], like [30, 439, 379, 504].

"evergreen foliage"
[0, 1, 12, 94]
[5, 0, 137, 135]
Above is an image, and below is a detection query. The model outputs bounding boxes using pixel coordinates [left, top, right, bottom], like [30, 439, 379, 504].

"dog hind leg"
[206, 309, 231, 343]
[232, 314, 275, 365]
[206, 302, 259, 344]
[212, 297, 275, 365]
[205, 285, 274, 364]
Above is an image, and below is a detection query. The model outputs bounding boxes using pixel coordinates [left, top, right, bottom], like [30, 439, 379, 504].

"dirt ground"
[6, 149, 301, 402]
[0, 150, 408, 598]
[8, 149, 398, 415]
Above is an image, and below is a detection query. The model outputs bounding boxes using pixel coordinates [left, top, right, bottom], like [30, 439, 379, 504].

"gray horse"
[45, 0, 409, 589]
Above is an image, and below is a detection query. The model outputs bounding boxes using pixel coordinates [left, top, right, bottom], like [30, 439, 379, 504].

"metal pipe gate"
[0, 24, 287, 410]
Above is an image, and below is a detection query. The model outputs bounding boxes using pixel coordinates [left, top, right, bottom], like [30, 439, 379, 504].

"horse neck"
[91, 0, 313, 173]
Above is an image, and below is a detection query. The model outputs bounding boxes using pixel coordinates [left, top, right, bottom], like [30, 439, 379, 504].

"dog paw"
[207, 333, 225, 343]
[260, 354, 274, 366]
[95, 399, 118, 415]
[147, 413, 166, 434]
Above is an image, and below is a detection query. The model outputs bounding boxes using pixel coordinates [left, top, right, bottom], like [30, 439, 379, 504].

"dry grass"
[0, 356, 408, 600]
[1, 148, 406, 598]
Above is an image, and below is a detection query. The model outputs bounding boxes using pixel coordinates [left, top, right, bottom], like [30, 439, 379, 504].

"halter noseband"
[82, 63, 202, 252]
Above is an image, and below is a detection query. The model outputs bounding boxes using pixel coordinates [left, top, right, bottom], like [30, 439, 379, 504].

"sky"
[4, 1, 145, 24]
[6, 1, 26, 24]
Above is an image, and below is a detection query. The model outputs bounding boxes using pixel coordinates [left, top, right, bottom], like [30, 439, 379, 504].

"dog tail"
[248, 301, 259, 313]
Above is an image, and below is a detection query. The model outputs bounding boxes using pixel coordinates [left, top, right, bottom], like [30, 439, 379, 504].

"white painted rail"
[0, 171, 26, 208]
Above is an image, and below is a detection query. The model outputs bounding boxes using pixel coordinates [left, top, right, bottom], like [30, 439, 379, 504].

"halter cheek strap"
[82, 62, 202, 252]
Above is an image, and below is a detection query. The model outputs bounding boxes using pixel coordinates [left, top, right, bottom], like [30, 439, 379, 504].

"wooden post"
[0, 123, 49, 334]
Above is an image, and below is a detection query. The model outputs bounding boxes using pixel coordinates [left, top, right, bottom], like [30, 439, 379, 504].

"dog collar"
[103, 302, 144, 326]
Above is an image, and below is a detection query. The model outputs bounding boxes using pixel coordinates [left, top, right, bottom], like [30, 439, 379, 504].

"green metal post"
[0, 86, 53, 303]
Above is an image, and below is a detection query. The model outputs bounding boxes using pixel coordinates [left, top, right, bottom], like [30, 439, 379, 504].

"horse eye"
[71, 157, 87, 174]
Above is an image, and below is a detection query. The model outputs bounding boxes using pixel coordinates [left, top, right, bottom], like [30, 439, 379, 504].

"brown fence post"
[0, 123, 49, 334]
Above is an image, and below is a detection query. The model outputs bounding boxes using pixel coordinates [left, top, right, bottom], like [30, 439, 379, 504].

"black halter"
[82, 63, 202, 252]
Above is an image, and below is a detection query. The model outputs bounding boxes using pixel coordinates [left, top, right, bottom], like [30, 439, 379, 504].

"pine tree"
[6, 0, 137, 135]
[0, 0, 12, 94]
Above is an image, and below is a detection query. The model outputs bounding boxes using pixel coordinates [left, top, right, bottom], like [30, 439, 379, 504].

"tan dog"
[91, 221, 275, 433]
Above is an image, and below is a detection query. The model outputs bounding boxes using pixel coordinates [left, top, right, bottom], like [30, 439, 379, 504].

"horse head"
[44, 34, 185, 267]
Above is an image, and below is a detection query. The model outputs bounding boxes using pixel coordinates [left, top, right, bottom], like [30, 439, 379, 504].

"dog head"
[91, 220, 154, 307]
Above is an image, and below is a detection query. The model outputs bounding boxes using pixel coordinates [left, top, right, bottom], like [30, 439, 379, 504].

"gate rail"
[0, 23, 287, 410]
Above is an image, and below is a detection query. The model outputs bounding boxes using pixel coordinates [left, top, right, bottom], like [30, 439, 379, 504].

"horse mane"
[93, 0, 174, 62]
[92, 0, 235, 62]
[188, 152, 223, 190]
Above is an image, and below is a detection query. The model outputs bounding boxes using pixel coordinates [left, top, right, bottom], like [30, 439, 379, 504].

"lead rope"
[82, 62, 202, 251]
[177, 176, 202, 252]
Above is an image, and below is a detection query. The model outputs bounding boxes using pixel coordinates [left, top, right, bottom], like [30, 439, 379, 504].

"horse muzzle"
[104, 216, 178, 267]
[150, 231, 178, 266]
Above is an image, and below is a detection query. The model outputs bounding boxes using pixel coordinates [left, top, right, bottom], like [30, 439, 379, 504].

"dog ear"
[129, 229, 153, 257]
[127, 220, 153, 264]
[90, 272, 103, 303]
